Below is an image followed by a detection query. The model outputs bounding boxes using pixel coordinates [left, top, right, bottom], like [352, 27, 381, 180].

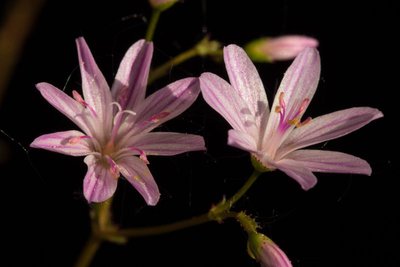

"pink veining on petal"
[30, 130, 92, 156]
[118, 156, 160, 206]
[200, 44, 382, 191]
[111, 40, 153, 110]
[76, 37, 112, 133]
[83, 155, 118, 203]
[32, 38, 206, 204]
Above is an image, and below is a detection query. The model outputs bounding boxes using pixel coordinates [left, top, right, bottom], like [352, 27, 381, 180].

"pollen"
[149, 111, 170, 123]
[297, 117, 312, 127]
[133, 175, 143, 182]
[67, 135, 90, 144]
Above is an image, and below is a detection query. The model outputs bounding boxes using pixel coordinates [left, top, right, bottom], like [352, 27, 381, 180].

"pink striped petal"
[118, 156, 160, 206]
[35, 82, 93, 135]
[273, 158, 318, 190]
[83, 155, 118, 203]
[132, 77, 200, 134]
[264, 48, 320, 142]
[259, 238, 292, 267]
[30, 130, 92, 156]
[248, 233, 292, 267]
[111, 40, 153, 110]
[131, 132, 205, 156]
[200, 72, 257, 135]
[224, 44, 269, 122]
[284, 149, 372, 175]
[278, 107, 383, 158]
[227, 129, 258, 153]
[76, 37, 112, 128]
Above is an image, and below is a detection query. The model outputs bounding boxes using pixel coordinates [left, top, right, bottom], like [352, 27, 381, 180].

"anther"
[149, 111, 170, 123]
[105, 156, 120, 179]
[67, 135, 90, 144]
[72, 90, 97, 117]
[130, 147, 150, 164]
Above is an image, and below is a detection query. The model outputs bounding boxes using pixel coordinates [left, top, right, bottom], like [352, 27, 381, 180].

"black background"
[1, 0, 398, 266]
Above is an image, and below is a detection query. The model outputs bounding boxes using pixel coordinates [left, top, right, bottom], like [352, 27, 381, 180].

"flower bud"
[245, 35, 318, 62]
[148, 0, 178, 11]
[247, 232, 292, 267]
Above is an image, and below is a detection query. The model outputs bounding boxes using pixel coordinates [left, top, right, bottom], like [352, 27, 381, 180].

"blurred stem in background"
[0, 0, 46, 105]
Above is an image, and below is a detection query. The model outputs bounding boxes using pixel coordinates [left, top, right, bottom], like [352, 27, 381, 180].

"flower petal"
[35, 82, 93, 135]
[259, 237, 293, 267]
[264, 47, 320, 143]
[111, 40, 153, 110]
[130, 132, 205, 156]
[76, 37, 112, 128]
[200, 72, 257, 135]
[30, 130, 92, 156]
[83, 155, 118, 203]
[118, 156, 160, 206]
[224, 44, 270, 122]
[227, 129, 258, 153]
[278, 107, 383, 158]
[284, 149, 372, 175]
[132, 77, 200, 134]
[273, 158, 318, 190]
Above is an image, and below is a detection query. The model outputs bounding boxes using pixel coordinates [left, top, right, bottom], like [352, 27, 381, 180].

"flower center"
[274, 92, 311, 132]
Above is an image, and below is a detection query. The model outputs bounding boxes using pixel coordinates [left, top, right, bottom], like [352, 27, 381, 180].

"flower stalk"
[145, 9, 161, 41]
[148, 36, 221, 84]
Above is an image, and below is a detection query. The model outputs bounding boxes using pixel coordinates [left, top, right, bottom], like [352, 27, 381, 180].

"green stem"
[229, 170, 261, 207]
[103, 213, 211, 238]
[148, 36, 222, 84]
[74, 169, 262, 266]
[236, 211, 258, 234]
[145, 9, 161, 41]
[148, 47, 198, 84]
[106, 169, 261, 239]
[210, 170, 261, 220]
[73, 235, 102, 267]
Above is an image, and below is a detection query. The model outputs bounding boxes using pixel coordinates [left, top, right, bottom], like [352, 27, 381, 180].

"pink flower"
[31, 37, 205, 204]
[245, 35, 318, 62]
[248, 233, 292, 267]
[200, 45, 383, 190]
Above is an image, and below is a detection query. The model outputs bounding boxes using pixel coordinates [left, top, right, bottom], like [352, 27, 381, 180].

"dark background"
[1, 0, 398, 266]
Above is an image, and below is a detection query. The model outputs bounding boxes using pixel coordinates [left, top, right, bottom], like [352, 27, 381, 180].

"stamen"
[130, 147, 150, 164]
[149, 111, 170, 123]
[278, 92, 285, 108]
[288, 117, 312, 128]
[105, 155, 120, 179]
[72, 90, 86, 106]
[67, 135, 90, 144]
[72, 90, 97, 117]
[288, 118, 299, 126]
[110, 102, 137, 143]
[274, 91, 312, 132]
[111, 102, 122, 112]
[297, 117, 312, 127]
[298, 98, 310, 113]
[113, 110, 137, 126]
[133, 175, 143, 182]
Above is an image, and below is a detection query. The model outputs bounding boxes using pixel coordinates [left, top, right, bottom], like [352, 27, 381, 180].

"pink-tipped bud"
[148, 0, 178, 11]
[245, 35, 318, 62]
[247, 233, 292, 267]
